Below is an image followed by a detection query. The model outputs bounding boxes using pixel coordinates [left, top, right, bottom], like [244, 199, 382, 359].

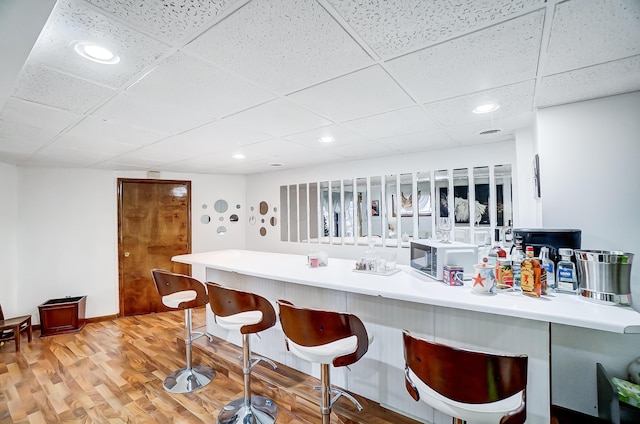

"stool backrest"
[150, 269, 208, 310]
[277, 299, 369, 367]
[206, 282, 276, 334]
[403, 330, 527, 411]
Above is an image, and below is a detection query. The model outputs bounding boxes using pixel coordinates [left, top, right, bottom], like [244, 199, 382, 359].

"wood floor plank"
[1, 309, 421, 423]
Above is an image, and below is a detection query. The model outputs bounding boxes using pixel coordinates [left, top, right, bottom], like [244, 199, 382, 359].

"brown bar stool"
[403, 330, 528, 424]
[207, 282, 278, 424]
[151, 269, 216, 394]
[277, 299, 372, 424]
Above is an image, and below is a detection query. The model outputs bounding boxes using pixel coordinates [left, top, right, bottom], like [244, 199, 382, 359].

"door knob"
[124, 252, 130, 257]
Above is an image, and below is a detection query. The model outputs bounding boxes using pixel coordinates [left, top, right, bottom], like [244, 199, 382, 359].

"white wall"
[245, 140, 519, 263]
[15, 168, 246, 322]
[513, 125, 542, 227]
[18, 169, 119, 320]
[537, 92, 640, 416]
[538, 92, 640, 310]
[0, 162, 19, 315]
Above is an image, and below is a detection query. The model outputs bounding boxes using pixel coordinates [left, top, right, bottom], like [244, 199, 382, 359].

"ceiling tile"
[185, 0, 373, 94]
[127, 52, 275, 119]
[27, 145, 115, 166]
[86, 0, 240, 45]
[93, 91, 214, 134]
[112, 146, 195, 164]
[1, 98, 81, 132]
[52, 136, 141, 155]
[160, 153, 242, 172]
[443, 113, 533, 145]
[538, 56, 640, 107]
[0, 120, 52, 154]
[326, 140, 398, 160]
[0, 99, 80, 154]
[152, 119, 273, 157]
[544, 0, 640, 75]
[27, 0, 170, 88]
[287, 65, 415, 122]
[222, 99, 332, 137]
[341, 106, 438, 139]
[12, 62, 116, 114]
[386, 11, 544, 103]
[375, 129, 458, 153]
[284, 124, 367, 147]
[62, 115, 167, 146]
[424, 80, 535, 127]
[0, 152, 31, 165]
[327, 0, 545, 59]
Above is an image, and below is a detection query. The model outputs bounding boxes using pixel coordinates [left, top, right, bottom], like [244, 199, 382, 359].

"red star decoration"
[473, 273, 486, 287]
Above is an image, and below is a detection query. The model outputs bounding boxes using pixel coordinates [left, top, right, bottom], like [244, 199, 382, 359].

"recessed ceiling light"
[232, 153, 245, 159]
[72, 41, 120, 64]
[472, 103, 500, 114]
[318, 136, 335, 143]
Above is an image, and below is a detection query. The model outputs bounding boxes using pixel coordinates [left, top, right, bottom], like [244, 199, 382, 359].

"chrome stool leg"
[217, 333, 278, 424]
[313, 364, 363, 424]
[163, 308, 216, 394]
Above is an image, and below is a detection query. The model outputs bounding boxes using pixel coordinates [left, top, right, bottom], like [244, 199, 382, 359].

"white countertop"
[173, 249, 640, 334]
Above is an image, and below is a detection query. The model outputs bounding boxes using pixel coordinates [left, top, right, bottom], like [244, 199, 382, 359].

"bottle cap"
[526, 246, 534, 251]
[559, 248, 573, 256]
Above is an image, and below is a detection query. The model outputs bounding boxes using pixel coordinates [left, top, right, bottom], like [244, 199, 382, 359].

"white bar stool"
[403, 330, 528, 424]
[277, 299, 373, 424]
[151, 269, 216, 394]
[207, 282, 278, 424]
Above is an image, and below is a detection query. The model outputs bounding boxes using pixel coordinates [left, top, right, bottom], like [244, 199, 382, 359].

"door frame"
[117, 178, 192, 317]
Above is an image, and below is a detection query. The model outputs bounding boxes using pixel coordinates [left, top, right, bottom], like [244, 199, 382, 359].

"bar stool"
[151, 269, 216, 394]
[277, 299, 372, 424]
[207, 282, 278, 424]
[402, 330, 528, 424]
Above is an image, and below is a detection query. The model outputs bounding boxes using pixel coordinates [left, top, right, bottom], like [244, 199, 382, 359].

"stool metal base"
[217, 396, 278, 424]
[163, 365, 216, 394]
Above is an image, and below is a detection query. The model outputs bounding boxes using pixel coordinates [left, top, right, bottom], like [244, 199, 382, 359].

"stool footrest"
[239, 354, 278, 373]
[313, 385, 363, 411]
[189, 331, 212, 343]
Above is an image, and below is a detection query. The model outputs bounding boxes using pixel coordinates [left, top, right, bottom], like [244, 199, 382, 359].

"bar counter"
[173, 249, 640, 423]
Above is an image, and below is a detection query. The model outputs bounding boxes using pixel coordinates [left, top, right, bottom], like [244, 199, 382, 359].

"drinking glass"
[438, 217, 451, 243]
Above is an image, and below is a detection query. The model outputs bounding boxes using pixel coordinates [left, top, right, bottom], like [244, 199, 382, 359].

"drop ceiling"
[0, 0, 638, 175]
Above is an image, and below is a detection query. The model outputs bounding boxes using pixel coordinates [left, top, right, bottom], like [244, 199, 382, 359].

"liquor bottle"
[511, 239, 524, 288]
[521, 246, 546, 297]
[556, 248, 578, 294]
[503, 219, 514, 247]
[488, 240, 507, 267]
[478, 233, 492, 265]
[539, 247, 556, 292]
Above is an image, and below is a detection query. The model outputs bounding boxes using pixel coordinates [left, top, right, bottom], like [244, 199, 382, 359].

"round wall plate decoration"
[214, 199, 229, 213]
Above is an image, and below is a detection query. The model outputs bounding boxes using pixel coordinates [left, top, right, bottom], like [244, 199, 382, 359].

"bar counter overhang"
[173, 249, 640, 423]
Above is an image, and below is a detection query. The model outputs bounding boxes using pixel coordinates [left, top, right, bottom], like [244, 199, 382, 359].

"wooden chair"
[207, 282, 278, 424]
[403, 330, 528, 424]
[0, 304, 32, 351]
[277, 299, 372, 424]
[150, 269, 216, 393]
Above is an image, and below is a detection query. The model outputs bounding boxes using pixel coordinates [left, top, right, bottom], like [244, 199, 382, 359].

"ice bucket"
[574, 250, 633, 306]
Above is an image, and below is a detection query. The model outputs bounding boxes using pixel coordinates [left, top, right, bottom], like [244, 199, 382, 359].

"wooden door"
[118, 179, 191, 316]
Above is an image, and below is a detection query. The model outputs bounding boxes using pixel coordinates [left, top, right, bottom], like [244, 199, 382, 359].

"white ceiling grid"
[0, 0, 638, 174]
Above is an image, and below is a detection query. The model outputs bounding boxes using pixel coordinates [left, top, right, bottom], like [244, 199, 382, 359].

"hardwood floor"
[0, 308, 420, 424]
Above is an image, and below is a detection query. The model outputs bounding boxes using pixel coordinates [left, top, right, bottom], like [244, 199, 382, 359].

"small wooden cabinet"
[38, 296, 87, 337]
